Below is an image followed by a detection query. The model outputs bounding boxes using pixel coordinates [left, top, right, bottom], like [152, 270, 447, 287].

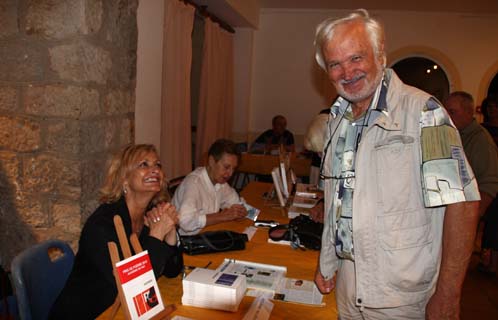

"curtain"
[160, 0, 195, 180]
[195, 19, 234, 166]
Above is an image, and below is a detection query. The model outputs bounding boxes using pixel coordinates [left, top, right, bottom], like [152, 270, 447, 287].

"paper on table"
[242, 295, 274, 320]
[243, 226, 257, 241]
[274, 278, 324, 306]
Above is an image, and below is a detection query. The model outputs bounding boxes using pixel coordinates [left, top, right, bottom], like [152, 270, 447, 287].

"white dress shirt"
[172, 167, 240, 235]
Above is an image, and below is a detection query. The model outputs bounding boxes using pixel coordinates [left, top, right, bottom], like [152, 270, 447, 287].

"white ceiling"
[260, 0, 498, 14]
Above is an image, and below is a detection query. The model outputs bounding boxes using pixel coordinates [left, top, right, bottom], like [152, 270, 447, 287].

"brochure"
[240, 197, 261, 221]
[274, 278, 324, 306]
[216, 259, 287, 293]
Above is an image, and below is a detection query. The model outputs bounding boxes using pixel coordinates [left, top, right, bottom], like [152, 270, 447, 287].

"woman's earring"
[123, 186, 128, 195]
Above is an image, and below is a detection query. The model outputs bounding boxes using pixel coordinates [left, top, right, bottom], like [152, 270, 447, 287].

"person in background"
[313, 10, 479, 319]
[172, 139, 247, 235]
[478, 95, 498, 275]
[482, 95, 498, 145]
[304, 109, 330, 223]
[250, 115, 295, 154]
[50, 144, 183, 319]
[304, 108, 330, 186]
[444, 91, 498, 218]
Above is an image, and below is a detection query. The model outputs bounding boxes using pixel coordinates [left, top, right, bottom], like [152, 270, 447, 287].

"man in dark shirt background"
[250, 115, 295, 154]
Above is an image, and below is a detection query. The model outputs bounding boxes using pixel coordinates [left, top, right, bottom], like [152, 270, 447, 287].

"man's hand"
[426, 200, 479, 319]
[310, 200, 324, 223]
[426, 289, 460, 319]
[314, 266, 336, 294]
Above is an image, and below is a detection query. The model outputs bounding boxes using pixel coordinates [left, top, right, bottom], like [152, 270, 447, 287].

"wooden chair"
[107, 215, 175, 320]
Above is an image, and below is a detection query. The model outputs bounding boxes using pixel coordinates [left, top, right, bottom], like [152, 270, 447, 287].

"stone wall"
[0, 0, 138, 268]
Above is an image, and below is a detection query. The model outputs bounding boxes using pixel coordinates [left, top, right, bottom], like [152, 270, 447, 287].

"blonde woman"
[50, 144, 183, 319]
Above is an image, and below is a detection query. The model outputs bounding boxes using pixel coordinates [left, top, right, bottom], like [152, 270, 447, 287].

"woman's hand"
[220, 204, 247, 222]
[146, 202, 179, 245]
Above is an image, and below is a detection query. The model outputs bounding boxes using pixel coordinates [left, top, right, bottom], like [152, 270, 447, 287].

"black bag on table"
[180, 230, 248, 255]
[269, 215, 323, 250]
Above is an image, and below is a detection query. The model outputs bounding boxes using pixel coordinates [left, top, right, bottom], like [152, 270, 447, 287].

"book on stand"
[271, 167, 287, 207]
[115, 250, 164, 320]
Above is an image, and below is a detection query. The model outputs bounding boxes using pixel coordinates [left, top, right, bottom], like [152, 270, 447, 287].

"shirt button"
[357, 298, 362, 304]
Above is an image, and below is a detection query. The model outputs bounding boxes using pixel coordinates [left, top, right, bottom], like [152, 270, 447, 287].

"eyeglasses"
[319, 171, 355, 190]
[319, 108, 373, 184]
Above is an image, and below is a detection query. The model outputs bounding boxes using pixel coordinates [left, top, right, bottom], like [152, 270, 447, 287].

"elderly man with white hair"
[313, 9, 480, 319]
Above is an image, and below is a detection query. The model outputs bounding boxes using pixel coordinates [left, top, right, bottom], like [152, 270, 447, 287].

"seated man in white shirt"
[172, 139, 247, 235]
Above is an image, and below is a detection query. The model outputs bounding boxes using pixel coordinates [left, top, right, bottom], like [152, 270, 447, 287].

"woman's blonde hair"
[99, 144, 170, 204]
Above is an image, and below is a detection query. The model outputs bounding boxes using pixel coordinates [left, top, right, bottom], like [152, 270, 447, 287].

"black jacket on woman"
[50, 197, 183, 319]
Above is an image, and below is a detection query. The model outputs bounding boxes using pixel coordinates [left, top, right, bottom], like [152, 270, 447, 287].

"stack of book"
[181, 268, 246, 312]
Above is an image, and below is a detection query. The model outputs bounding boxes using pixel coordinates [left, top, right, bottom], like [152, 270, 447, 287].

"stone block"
[23, 154, 81, 200]
[25, 84, 100, 118]
[0, 115, 41, 152]
[0, 87, 17, 111]
[46, 120, 81, 154]
[81, 157, 106, 201]
[14, 193, 47, 228]
[103, 89, 132, 115]
[81, 197, 99, 222]
[0, 41, 44, 82]
[49, 42, 112, 84]
[0, 218, 37, 268]
[0, 151, 21, 193]
[120, 117, 133, 145]
[0, 0, 18, 38]
[111, 51, 137, 85]
[51, 201, 81, 234]
[104, 0, 138, 49]
[25, 0, 102, 39]
[32, 228, 79, 253]
[80, 119, 106, 153]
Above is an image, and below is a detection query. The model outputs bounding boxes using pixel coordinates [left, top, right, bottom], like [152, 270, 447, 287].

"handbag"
[269, 215, 323, 250]
[180, 230, 248, 255]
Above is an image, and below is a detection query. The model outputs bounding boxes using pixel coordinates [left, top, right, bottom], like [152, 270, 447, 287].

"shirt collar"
[201, 167, 222, 191]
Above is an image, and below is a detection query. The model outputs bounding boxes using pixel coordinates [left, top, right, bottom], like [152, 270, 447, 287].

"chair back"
[11, 239, 74, 320]
[168, 176, 186, 197]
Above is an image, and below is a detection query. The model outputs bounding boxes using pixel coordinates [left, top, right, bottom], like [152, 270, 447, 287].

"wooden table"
[98, 182, 337, 319]
[236, 153, 312, 178]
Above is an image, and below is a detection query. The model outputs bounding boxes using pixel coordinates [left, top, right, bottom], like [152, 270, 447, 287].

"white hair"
[314, 9, 386, 71]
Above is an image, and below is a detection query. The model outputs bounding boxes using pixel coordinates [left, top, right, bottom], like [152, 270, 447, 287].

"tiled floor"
[461, 254, 498, 319]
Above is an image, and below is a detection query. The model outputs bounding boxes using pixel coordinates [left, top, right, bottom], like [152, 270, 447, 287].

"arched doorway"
[488, 73, 498, 97]
[391, 57, 450, 103]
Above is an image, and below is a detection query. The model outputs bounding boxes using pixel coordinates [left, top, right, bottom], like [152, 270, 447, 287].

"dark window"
[392, 57, 450, 103]
[488, 73, 498, 97]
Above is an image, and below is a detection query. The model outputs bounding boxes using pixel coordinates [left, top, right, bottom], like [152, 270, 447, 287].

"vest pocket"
[374, 135, 420, 213]
[379, 220, 436, 292]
